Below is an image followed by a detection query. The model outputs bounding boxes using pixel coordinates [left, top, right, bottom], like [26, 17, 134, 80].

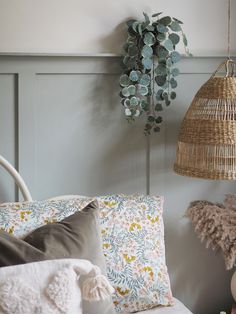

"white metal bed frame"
[0, 155, 32, 202]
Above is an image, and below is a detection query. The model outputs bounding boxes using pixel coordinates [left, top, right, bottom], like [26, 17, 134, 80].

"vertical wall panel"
[0, 74, 17, 202]
[18, 72, 36, 200]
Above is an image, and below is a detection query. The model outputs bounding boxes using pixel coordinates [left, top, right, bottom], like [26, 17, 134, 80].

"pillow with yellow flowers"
[0, 198, 91, 238]
[97, 194, 173, 313]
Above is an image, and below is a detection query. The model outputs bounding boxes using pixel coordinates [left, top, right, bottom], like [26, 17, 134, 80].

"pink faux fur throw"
[186, 194, 236, 270]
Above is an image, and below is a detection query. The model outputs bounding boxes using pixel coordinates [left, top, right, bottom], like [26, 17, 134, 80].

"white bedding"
[132, 298, 193, 314]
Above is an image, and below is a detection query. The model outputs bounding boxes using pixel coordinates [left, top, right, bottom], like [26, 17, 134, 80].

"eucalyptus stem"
[152, 57, 155, 117]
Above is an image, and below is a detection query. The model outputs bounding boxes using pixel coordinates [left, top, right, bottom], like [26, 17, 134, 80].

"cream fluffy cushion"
[0, 258, 114, 314]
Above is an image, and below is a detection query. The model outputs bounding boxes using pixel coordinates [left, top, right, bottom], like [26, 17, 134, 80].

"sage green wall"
[0, 0, 235, 312]
[0, 56, 234, 314]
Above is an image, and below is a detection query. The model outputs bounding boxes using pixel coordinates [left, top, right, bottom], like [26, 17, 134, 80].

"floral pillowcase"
[0, 198, 91, 238]
[97, 194, 173, 313]
[0, 194, 173, 313]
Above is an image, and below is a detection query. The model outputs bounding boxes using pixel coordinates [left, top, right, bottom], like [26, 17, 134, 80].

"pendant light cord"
[227, 0, 231, 60]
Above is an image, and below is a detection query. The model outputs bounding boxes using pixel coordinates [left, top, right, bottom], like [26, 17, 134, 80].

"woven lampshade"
[174, 59, 236, 180]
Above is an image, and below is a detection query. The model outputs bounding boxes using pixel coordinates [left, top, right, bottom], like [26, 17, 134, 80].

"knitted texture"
[0, 258, 114, 314]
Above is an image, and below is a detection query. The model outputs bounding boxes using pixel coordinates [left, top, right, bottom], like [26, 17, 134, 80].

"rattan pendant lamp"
[174, 0, 236, 180]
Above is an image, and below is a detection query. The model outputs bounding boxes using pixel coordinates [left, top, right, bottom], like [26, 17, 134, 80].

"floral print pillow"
[0, 198, 91, 238]
[97, 194, 173, 313]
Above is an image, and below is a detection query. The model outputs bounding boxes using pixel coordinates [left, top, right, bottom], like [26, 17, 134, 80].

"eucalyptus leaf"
[171, 51, 181, 63]
[158, 16, 172, 26]
[139, 85, 149, 96]
[152, 12, 163, 17]
[128, 85, 136, 95]
[183, 33, 188, 46]
[155, 63, 167, 76]
[143, 12, 150, 24]
[138, 23, 143, 36]
[156, 45, 169, 59]
[123, 56, 129, 66]
[156, 89, 164, 100]
[163, 93, 169, 101]
[135, 110, 141, 117]
[148, 115, 155, 122]
[155, 75, 167, 86]
[142, 57, 152, 70]
[173, 17, 183, 24]
[126, 57, 136, 69]
[129, 70, 140, 82]
[142, 21, 149, 29]
[171, 68, 180, 77]
[165, 99, 171, 106]
[132, 21, 139, 32]
[166, 57, 172, 67]
[125, 108, 132, 116]
[145, 123, 152, 135]
[127, 36, 137, 44]
[146, 25, 155, 31]
[164, 39, 174, 51]
[119, 91, 125, 98]
[124, 98, 130, 107]
[140, 99, 149, 111]
[141, 45, 153, 58]
[170, 21, 182, 32]
[170, 77, 178, 88]
[123, 43, 129, 52]
[170, 91, 177, 99]
[156, 116, 163, 123]
[144, 32, 156, 46]
[162, 81, 169, 90]
[155, 103, 163, 111]
[157, 33, 166, 42]
[169, 33, 180, 45]
[120, 74, 130, 87]
[126, 19, 136, 27]
[140, 73, 151, 86]
[128, 45, 139, 57]
[157, 24, 168, 33]
[121, 98, 125, 105]
[128, 26, 136, 37]
[125, 43, 137, 54]
[122, 87, 130, 97]
[130, 96, 139, 106]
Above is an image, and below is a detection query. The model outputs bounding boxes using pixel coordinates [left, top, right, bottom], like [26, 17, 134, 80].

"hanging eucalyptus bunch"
[119, 12, 191, 134]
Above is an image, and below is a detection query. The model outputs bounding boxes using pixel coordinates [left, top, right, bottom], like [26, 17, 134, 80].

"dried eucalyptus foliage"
[119, 12, 191, 134]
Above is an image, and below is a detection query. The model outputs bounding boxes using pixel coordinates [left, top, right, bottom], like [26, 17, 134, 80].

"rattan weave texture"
[174, 59, 236, 180]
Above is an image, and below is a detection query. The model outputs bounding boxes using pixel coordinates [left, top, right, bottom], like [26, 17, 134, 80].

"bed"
[132, 298, 193, 314]
[0, 155, 193, 314]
